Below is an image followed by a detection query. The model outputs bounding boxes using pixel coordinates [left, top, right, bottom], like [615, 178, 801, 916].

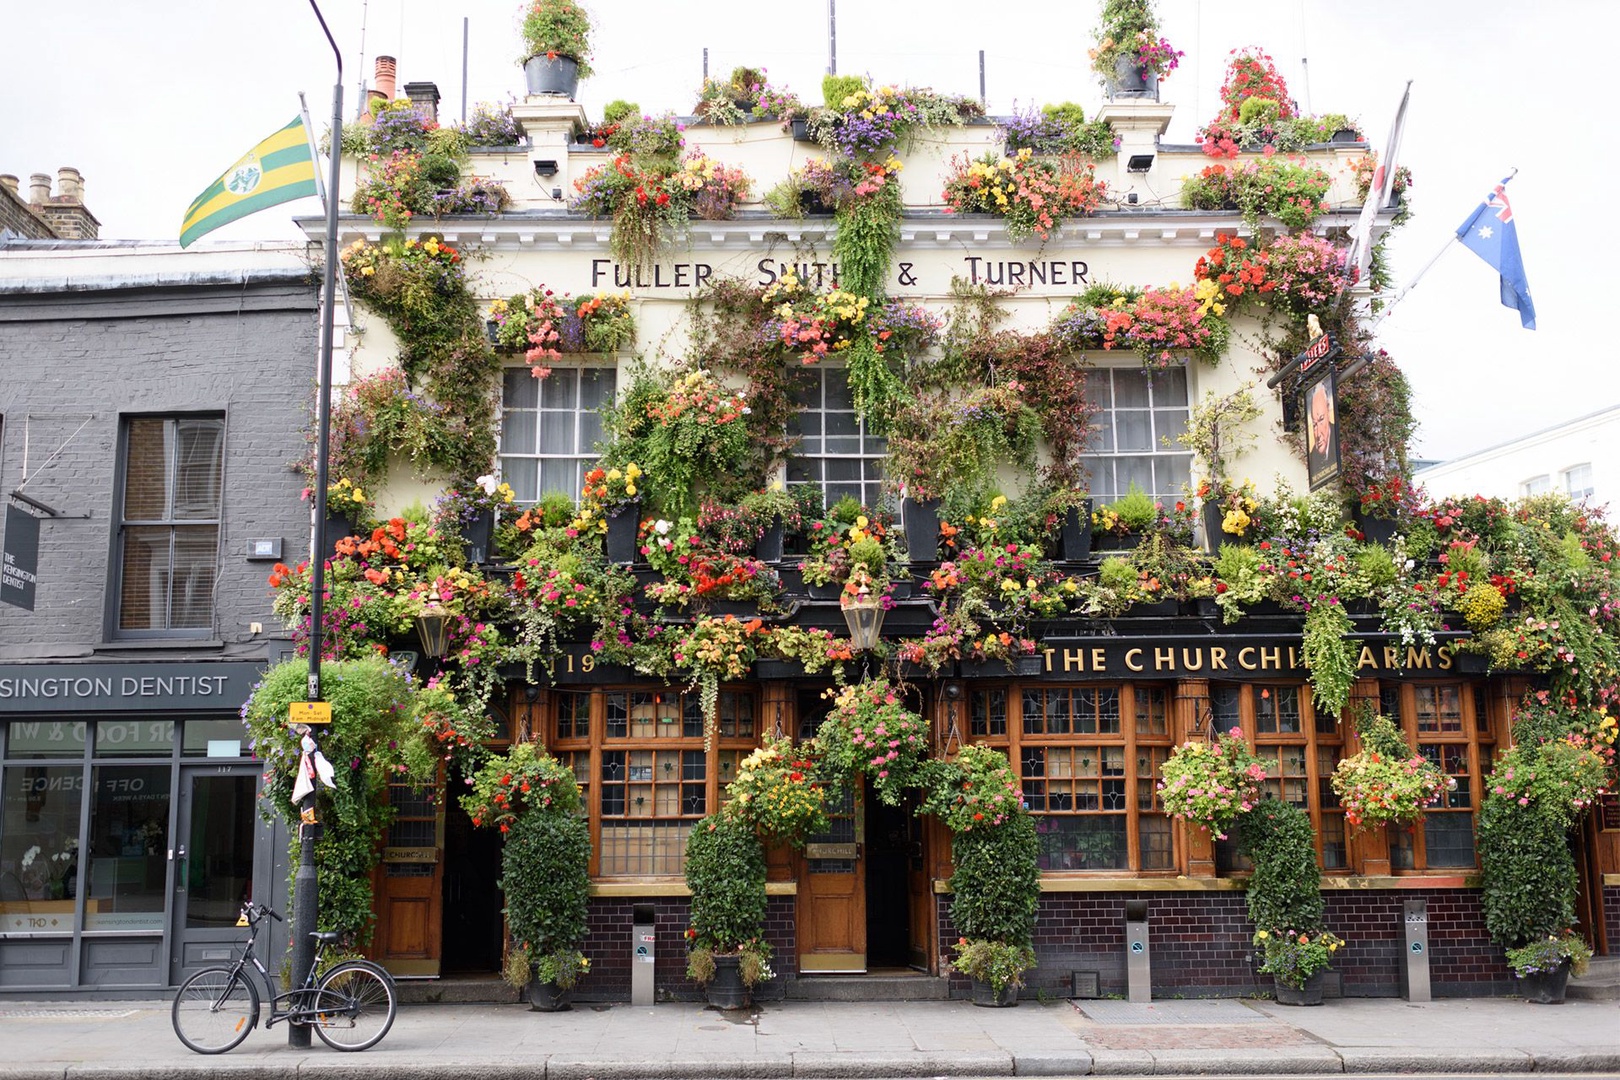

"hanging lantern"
[415, 609, 451, 658]
[839, 567, 886, 652]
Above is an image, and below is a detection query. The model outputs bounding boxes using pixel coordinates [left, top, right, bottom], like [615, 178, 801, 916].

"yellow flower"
[990, 495, 1007, 509]
[1256, 930, 1269, 940]
[625, 483, 637, 497]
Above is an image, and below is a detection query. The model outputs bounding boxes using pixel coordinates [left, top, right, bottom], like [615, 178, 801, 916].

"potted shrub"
[1044, 487, 1094, 562]
[738, 485, 799, 564]
[684, 813, 772, 1009]
[1092, 484, 1158, 550]
[578, 463, 644, 564]
[946, 810, 1041, 1005]
[1239, 798, 1341, 1005]
[434, 474, 516, 566]
[519, 0, 594, 99]
[462, 743, 591, 1011]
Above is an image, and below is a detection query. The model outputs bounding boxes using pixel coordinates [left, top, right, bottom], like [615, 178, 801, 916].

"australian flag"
[1455, 175, 1535, 329]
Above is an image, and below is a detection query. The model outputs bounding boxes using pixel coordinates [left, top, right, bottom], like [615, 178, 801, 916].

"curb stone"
[1338, 1047, 1535, 1073]
[1149, 1047, 1344, 1074]
[549, 1061, 792, 1080]
[1086, 1049, 1156, 1076]
[790, 1051, 1011, 1077]
[1010, 1050, 1094, 1076]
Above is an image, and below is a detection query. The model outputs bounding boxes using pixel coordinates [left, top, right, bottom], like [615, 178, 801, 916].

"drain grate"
[1076, 999, 1267, 1025]
[0, 1009, 139, 1020]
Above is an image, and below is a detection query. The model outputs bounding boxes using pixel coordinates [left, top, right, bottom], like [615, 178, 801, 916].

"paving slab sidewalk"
[0, 995, 1616, 1078]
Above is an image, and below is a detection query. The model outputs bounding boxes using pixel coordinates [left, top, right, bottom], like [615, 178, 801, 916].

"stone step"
[1565, 956, 1620, 1002]
[786, 971, 950, 1002]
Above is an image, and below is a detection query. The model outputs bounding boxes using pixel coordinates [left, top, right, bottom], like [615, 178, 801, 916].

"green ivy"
[684, 813, 767, 951]
[1238, 797, 1324, 933]
[948, 813, 1040, 946]
[500, 811, 591, 955]
[1477, 791, 1577, 948]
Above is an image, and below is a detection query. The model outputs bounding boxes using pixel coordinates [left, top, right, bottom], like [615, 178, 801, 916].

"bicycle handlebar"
[242, 902, 282, 924]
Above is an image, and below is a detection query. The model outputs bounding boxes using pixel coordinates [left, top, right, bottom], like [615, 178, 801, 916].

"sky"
[6, 0, 1616, 462]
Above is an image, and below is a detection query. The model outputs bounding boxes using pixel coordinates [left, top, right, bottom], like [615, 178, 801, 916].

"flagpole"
[293, 0, 344, 1051]
[297, 92, 355, 331]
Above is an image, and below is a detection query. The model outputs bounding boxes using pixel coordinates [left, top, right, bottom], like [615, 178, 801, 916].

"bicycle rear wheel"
[312, 960, 397, 1051]
[172, 966, 259, 1054]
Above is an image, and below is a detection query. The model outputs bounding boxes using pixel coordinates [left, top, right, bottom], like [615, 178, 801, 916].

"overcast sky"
[7, 1, 1614, 461]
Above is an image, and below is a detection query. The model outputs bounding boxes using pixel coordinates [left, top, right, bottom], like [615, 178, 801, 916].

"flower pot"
[463, 509, 495, 565]
[807, 581, 841, 601]
[322, 512, 357, 549]
[1331, 128, 1362, 144]
[1519, 960, 1571, 1004]
[523, 54, 580, 99]
[527, 978, 573, 1012]
[1131, 599, 1180, 617]
[1353, 512, 1399, 547]
[1016, 653, 1046, 677]
[1185, 597, 1221, 619]
[752, 659, 807, 679]
[605, 504, 640, 565]
[776, 564, 804, 594]
[971, 977, 1018, 1007]
[705, 953, 750, 1010]
[1094, 531, 1135, 552]
[1202, 502, 1227, 552]
[790, 117, 813, 142]
[901, 498, 942, 563]
[1106, 55, 1160, 100]
[754, 516, 785, 563]
[1059, 501, 1093, 561]
[1273, 970, 1326, 1006]
[800, 191, 834, 215]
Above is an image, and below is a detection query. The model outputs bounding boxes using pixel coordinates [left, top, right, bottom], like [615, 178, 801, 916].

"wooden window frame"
[1385, 680, 1490, 872]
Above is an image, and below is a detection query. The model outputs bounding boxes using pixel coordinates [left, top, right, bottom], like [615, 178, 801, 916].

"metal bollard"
[631, 904, 656, 1006]
[1399, 898, 1431, 1002]
[1124, 899, 1151, 1003]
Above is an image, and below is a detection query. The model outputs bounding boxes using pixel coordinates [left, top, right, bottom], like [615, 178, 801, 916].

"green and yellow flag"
[180, 117, 318, 247]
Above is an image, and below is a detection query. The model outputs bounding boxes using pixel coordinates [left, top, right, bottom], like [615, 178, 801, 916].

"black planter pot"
[527, 978, 573, 1012]
[1059, 501, 1093, 562]
[970, 978, 1018, 1007]
[1519, 960, 1571, 1004]
[463, 509, 495, 565]
[1131, 599, 1181, 617]
[807, 580, 841, 601]
[1331, 128, 1362, 144]
[1185, 597, 1221, 619]
[886, 579, 913, 601]
[605, 504, 641, 565]
[1273, 970, 1326, 1006]
[790, 117, 813, 141]
[901, 498, 942, 563]
[754, 517, 785, 563]
[1105, 55, 1160, 100]
[1353, 513, 1399, 547]
[705, 954, 750, 1010]
[1242, 599, 1292, 618]
[322, 512, 357, 549]
[801, 191, 835, 215]
[776, 564, 804, 594]
[1094, 531, 1136, 552]
[523, 54, 581, 99]
[1016, 653, 1046, 677]
[1202, 501, 1226, 552]
[705, 600, 764, 619]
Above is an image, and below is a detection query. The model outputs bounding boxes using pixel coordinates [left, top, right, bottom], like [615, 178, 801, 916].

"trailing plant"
[884, 382, 1042, 503]
[950, 937, 1037, 995]
[1301, 601, 1359, 718]
[1089, 0, 1182, 80]
[1505, 933, 1592, 978]
[339, 236, 499, 485]
[918, 744, 1024, 834]
[242, 657, 433, 945]
[604, 364, 755, 518]
[725, 737, 829, 846]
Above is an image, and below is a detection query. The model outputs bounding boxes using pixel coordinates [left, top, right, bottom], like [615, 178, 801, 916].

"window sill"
[94, 640, 226, 653]
[589, 880, 798, 898]
[929, 874, 1481, 894]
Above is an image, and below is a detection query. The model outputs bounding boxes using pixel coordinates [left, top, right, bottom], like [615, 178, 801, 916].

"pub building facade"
[0, 246, 314, 991]
[296, 70, 1620, 1004]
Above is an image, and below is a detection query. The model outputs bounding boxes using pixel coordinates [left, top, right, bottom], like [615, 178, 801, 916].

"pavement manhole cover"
[0, 1009, 139, 1020]
[1076, 1000, 1266, 1025]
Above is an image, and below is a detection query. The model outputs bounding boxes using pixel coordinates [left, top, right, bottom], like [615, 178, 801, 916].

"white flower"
[475, 473, 498, 495]
[20, 845, 40, 868]
[654, 519, 673, 536]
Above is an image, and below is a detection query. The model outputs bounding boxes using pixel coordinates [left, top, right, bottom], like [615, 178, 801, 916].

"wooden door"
[905, 812, 932, 970]
[369, 779, 444, 977]
[798, 784, 865, 972]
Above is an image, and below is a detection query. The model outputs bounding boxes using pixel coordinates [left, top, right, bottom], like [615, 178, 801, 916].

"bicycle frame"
[205, 906, 359, 1030]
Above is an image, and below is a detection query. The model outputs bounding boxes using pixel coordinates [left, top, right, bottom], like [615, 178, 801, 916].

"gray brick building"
[0, 240, 316, 991]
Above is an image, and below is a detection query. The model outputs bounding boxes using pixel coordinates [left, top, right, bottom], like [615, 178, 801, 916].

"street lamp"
[415, 609, 451, 659]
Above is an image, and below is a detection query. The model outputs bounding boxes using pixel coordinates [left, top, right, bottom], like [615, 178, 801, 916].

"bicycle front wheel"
[172, 966, 259, 1054]
[313, 960, 397, 1051]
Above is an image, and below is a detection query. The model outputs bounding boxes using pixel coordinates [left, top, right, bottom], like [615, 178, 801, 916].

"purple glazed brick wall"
[939, 888, 1516, 1001]
[575, 895, 796, 1003]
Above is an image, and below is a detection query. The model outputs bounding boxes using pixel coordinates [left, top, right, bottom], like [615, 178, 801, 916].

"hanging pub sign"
[1304, 367, 1342, 492]
[2, 502, 41, 611]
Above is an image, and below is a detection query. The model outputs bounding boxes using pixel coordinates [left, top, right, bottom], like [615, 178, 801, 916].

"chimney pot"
[29, 173, 52, 205]
[0, 175, 18, 195]
[374, 55, 397, 101]
[57, 167, 83, 202]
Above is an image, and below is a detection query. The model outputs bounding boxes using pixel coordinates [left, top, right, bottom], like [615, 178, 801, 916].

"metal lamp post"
[291, 0, 344, 1050]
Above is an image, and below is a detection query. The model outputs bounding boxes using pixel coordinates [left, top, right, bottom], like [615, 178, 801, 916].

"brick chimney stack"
[0, 175, 19, 196]
[23, 168, 100, 240]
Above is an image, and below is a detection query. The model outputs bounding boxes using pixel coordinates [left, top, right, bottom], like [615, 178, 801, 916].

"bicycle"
[171, 902, 397, 1054]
